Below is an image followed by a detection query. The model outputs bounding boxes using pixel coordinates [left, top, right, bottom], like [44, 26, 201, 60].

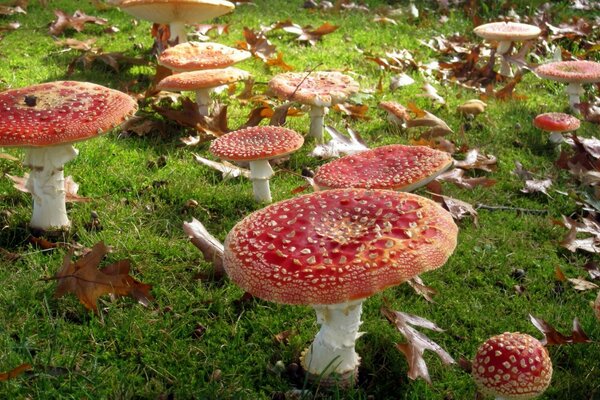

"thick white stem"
[548, 131, 564, 144]
[566, 82, 584, 112]
[248, 160, 274, 203]
[496, 40, 513, 77]
[24, 145, 79, 231]
[301, 299, 364, 385]
[195, 88, 212, 116]
[309, 106, 327, 144]
[169, 21, 187, 44]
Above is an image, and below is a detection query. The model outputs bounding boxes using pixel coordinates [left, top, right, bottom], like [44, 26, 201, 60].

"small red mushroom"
[209, 126, 303, 203]
[268, 71, 359, 144]
[472, 332, 553, 400]
[0, 81, 137, 231]
[224, 188, 458, 386]
[533, 112, 580, 144]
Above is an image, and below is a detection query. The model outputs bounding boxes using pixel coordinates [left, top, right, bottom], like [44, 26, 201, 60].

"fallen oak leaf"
[52, 241, 153, 313]
[406, 275, 437, 303]
[0, 364, 31, 381]
[382, 306, 455, 384]
[568, 277, 599, 291]
[49, 9, 107, 36]
[529, 314, 591, 346]
[430, 192, 479, 226]
[521, 178, 553, 197]
[309, 126, 369, 159]
[192, 153, 250, 179]
[453, 149, 497, 172]
[435, 168, 496, 189]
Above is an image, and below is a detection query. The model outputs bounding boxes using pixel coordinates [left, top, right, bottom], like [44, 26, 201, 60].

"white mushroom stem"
[195, 88, 212, 116]
[496, 40, 513, 77]
[548, 131, 564, 144]
[248, 159, 274, 203]
[309, 106, 328, 144]
[24, 144, 79, 231]
[301, 299, 364, 385]
[566, 82, 585, 111]
[169, 21, 188, 44]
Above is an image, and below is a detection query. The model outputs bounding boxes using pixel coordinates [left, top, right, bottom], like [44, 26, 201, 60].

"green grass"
[0, 0, 599, 399]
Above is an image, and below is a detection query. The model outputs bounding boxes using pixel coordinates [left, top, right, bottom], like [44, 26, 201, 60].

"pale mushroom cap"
[313, 145, 453, 190]
[533, 112, 580, 132]
[156, 67, 250, 91]
[224, 188, 458, 305]
[0, 81, 138, 147]
[209, 126, 304, 161]
[472, 332, 553, 400]
[120, 0, 234, 24]
[535, 60, 600, 84]
[158, 42, 251, 71]
[473, 22, 541, 41]
[269, 71, 359, 107]
[379, 101, 411, 121]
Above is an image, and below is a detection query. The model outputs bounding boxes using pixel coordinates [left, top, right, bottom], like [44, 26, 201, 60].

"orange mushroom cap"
[313, 145, 453, 190]
[224, 188, 458, 305]
[536, 60, 600, 84]
[0, 81, 137, 147]
[209, 126, 304, 161]
[120, 0, 234, 25]
[473, 22, 541, 41]
[158, 42, 251, 71]
[472, 332, 553, 400]
[157, 67, 249, 91]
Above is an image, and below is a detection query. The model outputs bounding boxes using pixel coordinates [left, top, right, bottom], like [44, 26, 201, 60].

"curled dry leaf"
[192, 154, 250, 179]
[53, 242, 154, 313]
[406, 275, 437, 303]
[183, 218, 225, 279]
[431, 192, 479, 226]
[529, 314, 591, 346]
[557, 214, 600, 254]
[49, 9, 107, 36]
[521, 178, 553, 197]
[436, 168, 496, 190]
[568, 278, 599, 291]
[453, 149, 497, 172]
[418, 82, 445, 105]
[309, 126, 369, 159]
[382, 306, 455, 384]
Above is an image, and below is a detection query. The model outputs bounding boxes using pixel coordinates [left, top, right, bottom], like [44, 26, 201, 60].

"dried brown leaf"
[529, 314, 591, 346]
[0, 364, 31, 381]
[183, 218, 225, 279]
[49, 9, 107, 36]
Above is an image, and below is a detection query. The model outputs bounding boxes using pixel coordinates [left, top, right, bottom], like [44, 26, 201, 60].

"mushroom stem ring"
[309, 106, 328, 144]
[25, 144, 79, 230]
[566, 82, 585, 110]
[248, 160, 274, 203]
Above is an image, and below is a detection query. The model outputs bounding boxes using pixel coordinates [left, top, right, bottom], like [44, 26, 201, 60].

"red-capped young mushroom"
[533, 112, 580, 144]
[268, 71, 359, 144]
[223, 188, 458, 387]
[535, 60, 600, 112]
[209, 126, 304, 203]
[0, 81, 137, 231]
[119, 0, 235, 44]
[313, 144, 453, 192]
[472, 332, 553, 400]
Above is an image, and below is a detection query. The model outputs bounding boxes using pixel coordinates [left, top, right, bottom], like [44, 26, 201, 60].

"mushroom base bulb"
[25, 144, 79, 231]
[300, 300, 364, 388]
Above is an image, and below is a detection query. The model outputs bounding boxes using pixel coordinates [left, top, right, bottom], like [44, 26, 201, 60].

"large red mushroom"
[0, 81, 137, 231]
[223, 188, 458, 386]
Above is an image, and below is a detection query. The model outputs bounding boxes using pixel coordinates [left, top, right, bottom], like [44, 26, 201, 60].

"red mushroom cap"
[209, 126, 304, 161]
[473, 22, 541, 41]
[157, 67, 250, 91]
[158, 42, 251, 71]
[533, 112, 580, 132]
[313, 145, 453, 191]
[0, 81, 137, 147]
[224, 188, 458, 305]
[472, 332, 553, 400]
[535, 60, 600, 84]
[268, 71, 359, 107]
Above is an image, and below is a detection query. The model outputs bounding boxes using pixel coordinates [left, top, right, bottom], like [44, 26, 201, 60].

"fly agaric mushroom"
[379, 101, 411, 128]
[209, 126, 303, 203]
[157, 67, 250, 116]
[473, 22, 541, 77]
[313, 145, 453, 191]
[158, 41, 251, 72]
[223, 188, 458, 387]
[0, 81, 137, 231]
[472, 332, 552, 400]
[268, 71, 359, 143]
[535, 60, 600, 112]
[119, 0, 235, 44]
[533, 112, 580, 144]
